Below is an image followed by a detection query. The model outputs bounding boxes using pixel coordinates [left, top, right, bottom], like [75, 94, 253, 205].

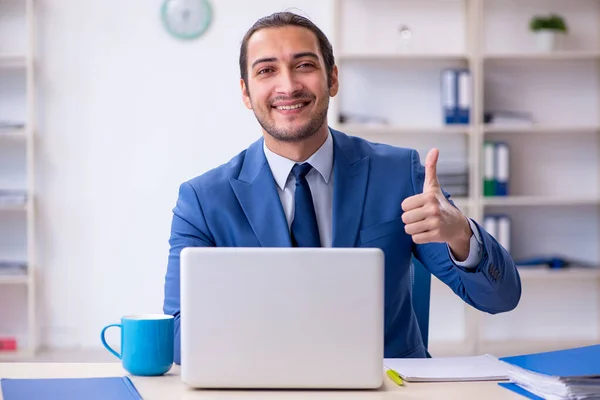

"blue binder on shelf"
[441, 68, 459, 124]
[494, 142, 509, 196]
[498, 344, 600, 399]
[0, 376, 142, 400]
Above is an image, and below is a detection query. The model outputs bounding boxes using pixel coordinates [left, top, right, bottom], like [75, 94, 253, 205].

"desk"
[0, 363, 521, 399]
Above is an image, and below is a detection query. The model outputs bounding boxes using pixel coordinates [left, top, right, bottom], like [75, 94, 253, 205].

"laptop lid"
[180, 247, 384, 389]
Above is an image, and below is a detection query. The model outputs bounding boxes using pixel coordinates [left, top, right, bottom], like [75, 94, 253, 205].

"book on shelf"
[483, 141, 510, 196]
[441, 68, 471, 125]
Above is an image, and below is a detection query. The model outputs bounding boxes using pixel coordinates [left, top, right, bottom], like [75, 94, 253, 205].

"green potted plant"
[529, 14, 568, 52]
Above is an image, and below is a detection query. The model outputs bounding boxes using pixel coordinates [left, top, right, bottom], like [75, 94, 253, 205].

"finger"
[412, 230, 441, 244]
[424, 148, 440, 192]
[404, 219, 437, 236]
[401, 193, 428, 212]
[401, 207, 430, 225]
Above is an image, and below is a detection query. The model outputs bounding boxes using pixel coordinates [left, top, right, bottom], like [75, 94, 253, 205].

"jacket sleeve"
[163, 182, 215, 365]
[409, 149, 522, 314]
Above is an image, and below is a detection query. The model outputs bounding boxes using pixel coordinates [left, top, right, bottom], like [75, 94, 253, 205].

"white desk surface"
[0, 363, 521, 399]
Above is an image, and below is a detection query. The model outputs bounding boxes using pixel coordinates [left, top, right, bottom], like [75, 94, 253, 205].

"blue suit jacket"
[163, 128, 521, 364]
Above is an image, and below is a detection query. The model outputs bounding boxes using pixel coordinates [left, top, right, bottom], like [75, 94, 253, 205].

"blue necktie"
[290, 163, 321, 247]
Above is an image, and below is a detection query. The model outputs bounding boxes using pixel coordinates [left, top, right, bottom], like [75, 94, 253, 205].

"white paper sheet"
[384, 354, 509, 382]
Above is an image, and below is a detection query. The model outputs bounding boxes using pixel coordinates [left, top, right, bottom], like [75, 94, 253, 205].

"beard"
[251, 91, 328, 143]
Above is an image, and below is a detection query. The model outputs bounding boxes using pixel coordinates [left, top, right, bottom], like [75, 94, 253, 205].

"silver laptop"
[179, 247, 384, 389]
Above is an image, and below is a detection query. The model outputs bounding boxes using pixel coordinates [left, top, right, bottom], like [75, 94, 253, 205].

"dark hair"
[239, 11, 335, 90]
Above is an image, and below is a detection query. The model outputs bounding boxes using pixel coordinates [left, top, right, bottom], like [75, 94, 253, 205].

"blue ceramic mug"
[101, 314, 174, 376]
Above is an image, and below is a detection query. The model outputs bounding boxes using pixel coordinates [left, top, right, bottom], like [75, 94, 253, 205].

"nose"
[275, 69, 303, 96]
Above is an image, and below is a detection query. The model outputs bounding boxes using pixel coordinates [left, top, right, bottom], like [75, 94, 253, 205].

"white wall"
[33, 0, 334, 348]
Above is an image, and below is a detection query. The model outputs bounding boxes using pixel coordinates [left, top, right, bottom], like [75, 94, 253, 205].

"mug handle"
[100, 324, 122, 359]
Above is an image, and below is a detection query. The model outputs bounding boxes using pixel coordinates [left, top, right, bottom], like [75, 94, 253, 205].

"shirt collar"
[263, 129, 334, 190]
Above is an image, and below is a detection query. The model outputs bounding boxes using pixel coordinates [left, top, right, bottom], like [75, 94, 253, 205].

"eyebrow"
[251, 52, 320, 69]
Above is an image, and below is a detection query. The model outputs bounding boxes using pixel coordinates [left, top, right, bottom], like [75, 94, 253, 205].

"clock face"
[161, 0, 212, 40]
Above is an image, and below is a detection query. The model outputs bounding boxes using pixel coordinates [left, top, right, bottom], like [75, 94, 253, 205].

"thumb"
[424, 148, 440, 192]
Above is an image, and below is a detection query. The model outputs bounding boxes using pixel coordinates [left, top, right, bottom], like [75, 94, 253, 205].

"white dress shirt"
[263, 131, 482, 268]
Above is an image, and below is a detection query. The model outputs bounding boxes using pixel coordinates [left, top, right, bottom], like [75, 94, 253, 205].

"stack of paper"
[498, 345, 600, 400]
[384, 354, 509, 382]
[0, 261, 27, 276]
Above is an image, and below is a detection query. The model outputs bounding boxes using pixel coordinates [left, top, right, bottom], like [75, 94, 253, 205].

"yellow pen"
[386, 369, 404, 386]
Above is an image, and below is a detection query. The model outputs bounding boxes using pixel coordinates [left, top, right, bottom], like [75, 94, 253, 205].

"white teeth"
[276, 103, 305, 110]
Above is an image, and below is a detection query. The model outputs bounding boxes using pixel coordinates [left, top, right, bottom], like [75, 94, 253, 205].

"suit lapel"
[331, 130, 369, 247]
[229, 138, 292, 247]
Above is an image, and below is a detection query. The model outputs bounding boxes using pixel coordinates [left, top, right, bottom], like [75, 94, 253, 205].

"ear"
[240, 78, 252, 110]
[328, 65, 339, 97]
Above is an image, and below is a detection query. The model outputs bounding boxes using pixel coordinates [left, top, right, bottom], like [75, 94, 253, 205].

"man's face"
[241, 26, 338, 143]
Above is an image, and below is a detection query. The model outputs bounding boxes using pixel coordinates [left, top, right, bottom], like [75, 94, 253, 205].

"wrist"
[448, 216, 473, 261]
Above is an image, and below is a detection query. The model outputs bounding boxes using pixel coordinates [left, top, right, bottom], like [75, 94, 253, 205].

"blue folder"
[499, 344, 600, 377]
[498, 382, 544, 400]
[498, 345, 600, 399]
[0, 376, 142, 400]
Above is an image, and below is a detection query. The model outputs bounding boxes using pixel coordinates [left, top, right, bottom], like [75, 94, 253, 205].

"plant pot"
[534, 29, 562, 52]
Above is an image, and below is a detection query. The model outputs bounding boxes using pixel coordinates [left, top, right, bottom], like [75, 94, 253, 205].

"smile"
[272, 100, 311, 112]
[276, 103, 306, 110]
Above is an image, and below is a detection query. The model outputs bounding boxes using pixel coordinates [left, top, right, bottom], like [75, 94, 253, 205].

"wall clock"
[161, 0, 213, 40]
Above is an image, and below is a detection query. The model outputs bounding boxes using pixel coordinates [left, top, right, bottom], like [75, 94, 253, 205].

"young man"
[163, 12, 521, 364]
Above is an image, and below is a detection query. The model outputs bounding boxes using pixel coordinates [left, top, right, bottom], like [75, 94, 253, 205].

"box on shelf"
[0, 337, 17, 351]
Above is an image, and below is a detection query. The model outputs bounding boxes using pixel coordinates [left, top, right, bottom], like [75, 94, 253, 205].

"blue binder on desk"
[0, 376, 142, 400]
[498, 344, 600, 399]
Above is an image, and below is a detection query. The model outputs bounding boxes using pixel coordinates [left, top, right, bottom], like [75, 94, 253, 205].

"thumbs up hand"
[401, 149, 472, 261]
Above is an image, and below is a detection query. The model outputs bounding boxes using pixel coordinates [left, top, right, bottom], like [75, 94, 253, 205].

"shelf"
[0, 274, 29, 285]
[0, 202, 28, 211]
[518, 267, 600, 280]
[483, 125, 600, 135]
[482, 195, 600, 207]
[484, 51, 600, 62]
[0, 349, 33, 361]
[0, 55, 26, 68]
[337, 53, 469, 63]
[338, 124, 470, 136]
[0, 128, 27, 140]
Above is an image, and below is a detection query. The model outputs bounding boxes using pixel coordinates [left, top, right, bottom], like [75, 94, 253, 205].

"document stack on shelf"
[0, 261, 27, 276]
[0, 190, 27, 205]
[484, 110, 534, 126]
[438, 161, 469, 198]
[441, 68, 471, 125]
[0, 121, 25, 131]
[498, 345, 600, 400]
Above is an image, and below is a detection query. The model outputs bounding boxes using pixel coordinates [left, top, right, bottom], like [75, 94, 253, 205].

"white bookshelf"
[0, 0, 37, 360]
[331, 0, 600, 357]
[483, 51, 600, 61]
